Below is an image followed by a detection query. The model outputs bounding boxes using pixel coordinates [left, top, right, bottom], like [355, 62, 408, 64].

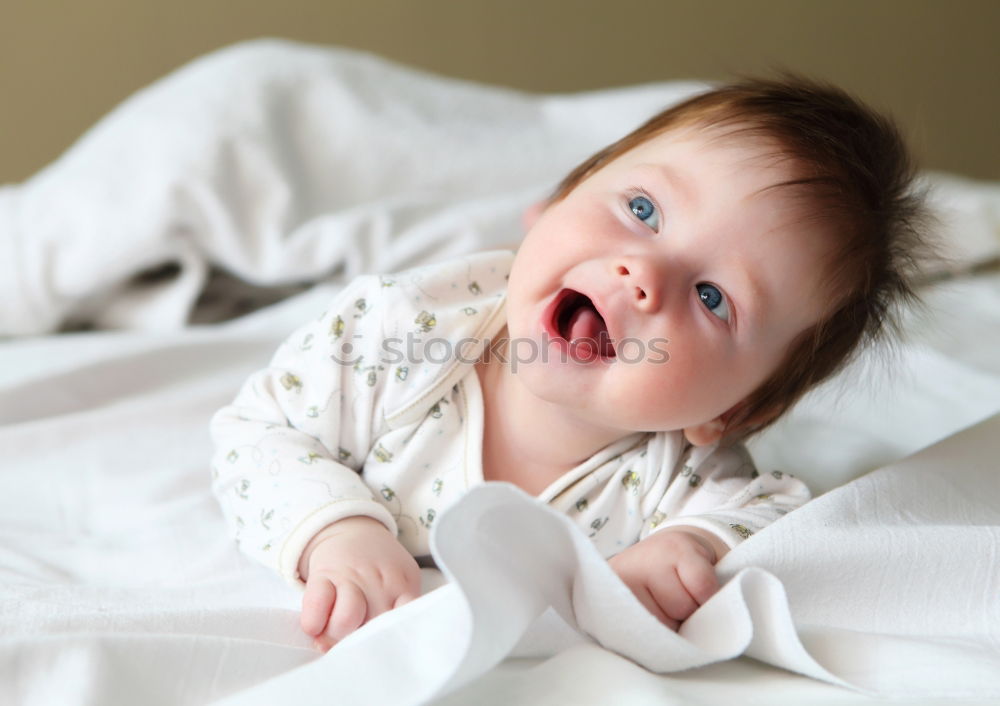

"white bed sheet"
[2, 40, 999, 706]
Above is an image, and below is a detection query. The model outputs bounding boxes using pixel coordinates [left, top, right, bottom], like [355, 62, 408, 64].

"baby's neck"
[474, 355, 625, 496]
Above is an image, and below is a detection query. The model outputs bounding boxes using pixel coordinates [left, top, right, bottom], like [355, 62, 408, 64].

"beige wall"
[3, 0, 997, 183]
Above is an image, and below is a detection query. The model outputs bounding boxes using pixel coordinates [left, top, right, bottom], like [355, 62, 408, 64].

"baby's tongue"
[566, 305, 605, 342]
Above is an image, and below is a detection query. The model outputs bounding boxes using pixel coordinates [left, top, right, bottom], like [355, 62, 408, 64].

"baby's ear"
[682, 418, 726, 446]
[686, 404, 782, 446]
[685, 402, 782, 446]
[521, 200, 548, 231]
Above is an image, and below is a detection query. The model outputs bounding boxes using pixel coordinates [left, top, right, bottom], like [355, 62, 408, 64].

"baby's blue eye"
[697, 283, 730, 322]
[628, 195, 659, 230]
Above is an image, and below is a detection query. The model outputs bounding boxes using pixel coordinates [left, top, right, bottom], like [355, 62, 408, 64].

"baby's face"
[505, 125, 834, 440]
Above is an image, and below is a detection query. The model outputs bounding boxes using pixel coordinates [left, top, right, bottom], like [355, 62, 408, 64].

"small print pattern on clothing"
[209, 250, 811, 585]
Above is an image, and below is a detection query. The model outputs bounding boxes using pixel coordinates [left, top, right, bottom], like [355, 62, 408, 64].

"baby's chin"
[526, 379, 689, 433]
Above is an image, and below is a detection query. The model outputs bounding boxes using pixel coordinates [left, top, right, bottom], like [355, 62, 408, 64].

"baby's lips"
[543, 286, 621, 359]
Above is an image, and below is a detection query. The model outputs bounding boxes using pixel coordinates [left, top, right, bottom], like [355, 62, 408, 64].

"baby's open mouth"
[552, 290, 616, 359]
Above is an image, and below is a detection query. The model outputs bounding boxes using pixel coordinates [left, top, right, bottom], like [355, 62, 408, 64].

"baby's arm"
[618, 443, 810, 629]
[210, 275, 414, 646]
[298, 516, 421, 651]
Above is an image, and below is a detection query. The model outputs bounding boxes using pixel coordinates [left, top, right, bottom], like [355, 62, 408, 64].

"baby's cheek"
[626, 348, 734, 428]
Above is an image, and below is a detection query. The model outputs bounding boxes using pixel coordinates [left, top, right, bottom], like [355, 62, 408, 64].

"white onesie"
[210, 250, 810, 585]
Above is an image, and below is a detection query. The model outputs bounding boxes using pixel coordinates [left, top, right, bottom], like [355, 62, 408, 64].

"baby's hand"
[298, 516, 421, 651]
[608, 528, 720, 631]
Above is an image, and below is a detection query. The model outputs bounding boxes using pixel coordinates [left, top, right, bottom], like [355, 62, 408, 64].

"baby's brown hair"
[549, 76, 932, 440]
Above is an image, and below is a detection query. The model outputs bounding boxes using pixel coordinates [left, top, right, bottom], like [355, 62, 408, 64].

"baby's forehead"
[625, 121, 796, 171]
[619, 123, 841, 285]
[608, 125, 808, 206]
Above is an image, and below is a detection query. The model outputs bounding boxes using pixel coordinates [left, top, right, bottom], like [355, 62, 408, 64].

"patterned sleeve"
[639, 443, 811, 550]
[209, 274, 396, 586]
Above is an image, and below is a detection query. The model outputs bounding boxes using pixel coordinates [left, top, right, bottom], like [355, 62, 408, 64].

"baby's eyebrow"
[637, 163, 700, 210]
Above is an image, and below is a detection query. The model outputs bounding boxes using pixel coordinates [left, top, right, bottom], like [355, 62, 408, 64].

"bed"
[2, 40, 999, 705]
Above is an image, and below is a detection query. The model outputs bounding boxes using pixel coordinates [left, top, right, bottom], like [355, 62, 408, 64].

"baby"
[210, 76, 928, 651]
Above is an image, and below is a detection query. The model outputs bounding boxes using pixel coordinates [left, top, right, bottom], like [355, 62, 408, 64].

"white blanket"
[215, 415, 1000, 704]
[2, 40, 1000, 706]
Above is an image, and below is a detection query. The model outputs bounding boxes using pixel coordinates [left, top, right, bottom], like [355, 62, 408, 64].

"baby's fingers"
[301, 578, 336, 637]
[385, 564, 422, 611]
[635, 585, 680, 632]
[647, 569, 700, 625]
[393, 591, 419, 609]
[676, 558, 719, 606]
[325, 580, 367, 643]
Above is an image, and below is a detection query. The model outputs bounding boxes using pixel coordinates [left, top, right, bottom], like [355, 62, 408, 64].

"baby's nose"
[614, 258, 662, 312]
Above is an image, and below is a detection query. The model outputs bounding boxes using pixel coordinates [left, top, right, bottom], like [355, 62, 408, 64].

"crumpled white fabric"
[1, 275, 997, 706]
[216, 413, 1000, 705]
[0, 39, 704, 336]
